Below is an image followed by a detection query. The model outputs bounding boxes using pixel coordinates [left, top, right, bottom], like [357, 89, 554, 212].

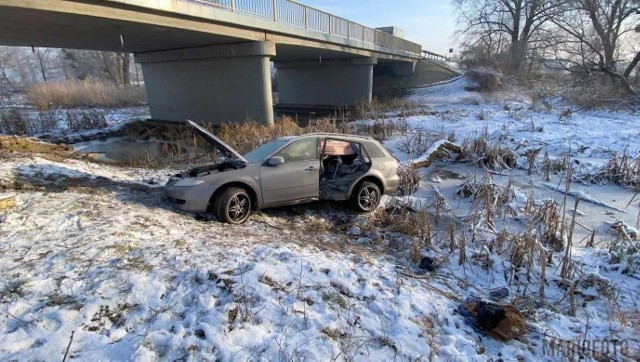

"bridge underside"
[0, 0, 458, 126]
[0, 1, 404, 61]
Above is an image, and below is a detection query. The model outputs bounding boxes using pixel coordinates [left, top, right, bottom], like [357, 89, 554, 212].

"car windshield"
[243, 139, 289, 163]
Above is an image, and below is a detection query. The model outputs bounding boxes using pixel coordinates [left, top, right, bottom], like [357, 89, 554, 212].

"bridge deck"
[0, 0, 433, 61]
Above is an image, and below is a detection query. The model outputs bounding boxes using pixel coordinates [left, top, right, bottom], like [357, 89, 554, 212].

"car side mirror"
[268, 156, 285, 166]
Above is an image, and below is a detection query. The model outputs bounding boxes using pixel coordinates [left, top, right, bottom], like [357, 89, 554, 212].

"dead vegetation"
[562, 75, 637, 109]
[0, 108, 109, 135]
[465, 68, 504, 93]
[577, 148, 640, 190]
[217, 116, 305, 154]
[0, 134, 74, 160]
[365, 155, 638, 338]
[25, 80, 146, 109]
[354, 96, 426, 119]
[458, 133, 516, 170]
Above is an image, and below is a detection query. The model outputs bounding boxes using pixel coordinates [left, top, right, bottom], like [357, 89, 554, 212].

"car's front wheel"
[215, 187, 252, 224]
[353, 181, 381, 212]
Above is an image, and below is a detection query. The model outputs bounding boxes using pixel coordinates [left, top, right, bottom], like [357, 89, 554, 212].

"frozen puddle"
[72, 138, 173, 163]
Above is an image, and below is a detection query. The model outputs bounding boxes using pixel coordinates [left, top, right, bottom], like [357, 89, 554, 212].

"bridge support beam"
[389, 60, 417, 76]
[275, 58, 377, 107]
[135, 41, 276, 126]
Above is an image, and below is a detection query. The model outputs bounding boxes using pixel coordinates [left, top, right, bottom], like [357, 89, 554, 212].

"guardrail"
[185, 0, 422, 56]
[422, 50, 449, 62]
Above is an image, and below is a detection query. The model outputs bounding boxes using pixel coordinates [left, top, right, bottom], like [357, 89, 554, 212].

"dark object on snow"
[194, 329, 206, 339]
[475, 301, 506, 330]
[418, 256, 436, 271]
[457, 297, 526, 341]
[489, 287, 510, 299]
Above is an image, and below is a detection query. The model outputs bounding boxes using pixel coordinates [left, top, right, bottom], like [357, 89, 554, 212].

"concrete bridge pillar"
[275, 58, 377, 107]
[135, 41, 276, 126]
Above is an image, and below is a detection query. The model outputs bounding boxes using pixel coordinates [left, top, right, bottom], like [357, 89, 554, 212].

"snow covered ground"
[1, 78, 639, 361]
[1, 106, 150, 143]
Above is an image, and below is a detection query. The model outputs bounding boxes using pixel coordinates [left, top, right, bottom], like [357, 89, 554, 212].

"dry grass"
[352, 118, 408, 140]
[563, 75, 634, 109]
[26, 80, 146, 110]
[458, 133, 516, 171]
[0, 134, 74, 161]
[66, 109, 108, 131]
[217, 116, 304, 154]
[577, 149, 640, 190]
[0, 108, 109, 135]
[0, 108, 29, 135]
[354, 97, 425, 119]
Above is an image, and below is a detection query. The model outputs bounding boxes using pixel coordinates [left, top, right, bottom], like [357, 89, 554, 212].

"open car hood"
[187, 120, 248, 163]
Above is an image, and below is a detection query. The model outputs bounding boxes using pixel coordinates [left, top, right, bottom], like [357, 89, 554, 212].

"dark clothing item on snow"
[456, 297, 526, 341]
[418, 256, 436, 271]
[489, 287, 510, 299]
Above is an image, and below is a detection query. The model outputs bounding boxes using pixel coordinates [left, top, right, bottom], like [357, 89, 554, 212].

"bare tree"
[0, 47, 34, 95]
[62, 49, 132, 86]
[454, 0, 567, 71]
[549, 0, 639, 92]
[100, 52, 131, 86]
[0, 51, 18, 97]
[31, 47, 52, 82]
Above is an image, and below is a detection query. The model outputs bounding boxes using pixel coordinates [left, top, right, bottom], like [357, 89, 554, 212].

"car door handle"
[305, 166, 316, 171]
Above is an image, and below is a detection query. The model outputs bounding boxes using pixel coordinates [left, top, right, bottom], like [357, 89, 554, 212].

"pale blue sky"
[301, 0, 458, 55]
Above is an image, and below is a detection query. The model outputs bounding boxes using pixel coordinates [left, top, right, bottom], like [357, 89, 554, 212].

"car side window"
[363, 141, 387, 158]
[276, 138, 318, 162]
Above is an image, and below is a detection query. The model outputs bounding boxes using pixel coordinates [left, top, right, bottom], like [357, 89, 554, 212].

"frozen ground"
[1, 78, 639, 361]
[1, 106, 150, 143]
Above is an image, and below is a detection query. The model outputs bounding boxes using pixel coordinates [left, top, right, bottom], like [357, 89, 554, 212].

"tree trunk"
[601, 67, 635, 94]
[58, 51, 70, 81]
[100, 52, 117, 85]
[33, 48, 48, 82]
[116, 53, 124, 86]
[623, 50, 640, 81]
[509, 40, 527, 71]
[121, 53, 131, 86]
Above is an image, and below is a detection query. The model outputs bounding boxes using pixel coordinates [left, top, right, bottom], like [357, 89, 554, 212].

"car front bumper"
[165, 177, 215, 213]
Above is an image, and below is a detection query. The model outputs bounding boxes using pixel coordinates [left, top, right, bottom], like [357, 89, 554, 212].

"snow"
[402, 139, 456, 167]
[539, 181, 628, 213]
[2, 106, 150, 142]
[2, 77, 640, 360]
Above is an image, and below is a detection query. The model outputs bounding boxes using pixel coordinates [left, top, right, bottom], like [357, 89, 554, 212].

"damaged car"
[165, 121, 401, 224]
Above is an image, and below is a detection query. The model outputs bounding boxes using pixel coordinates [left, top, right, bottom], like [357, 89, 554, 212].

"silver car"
[165, 121, 400, 224]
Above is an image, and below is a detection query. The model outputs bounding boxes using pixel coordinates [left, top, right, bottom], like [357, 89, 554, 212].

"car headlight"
[174, 178, 205, 187]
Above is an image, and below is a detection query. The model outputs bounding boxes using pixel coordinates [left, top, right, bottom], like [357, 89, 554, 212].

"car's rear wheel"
[215, 187, 252, 224]
[353, 181, 381, 212]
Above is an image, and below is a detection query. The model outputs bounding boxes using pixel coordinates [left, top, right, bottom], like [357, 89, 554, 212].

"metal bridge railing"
[422, 50, 449, 63]
[185, 0, 422, 56]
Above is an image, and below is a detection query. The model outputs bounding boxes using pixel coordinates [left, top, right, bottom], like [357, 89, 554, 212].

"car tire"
[215, 187, 252, 224]
[352, 181, 381, 212]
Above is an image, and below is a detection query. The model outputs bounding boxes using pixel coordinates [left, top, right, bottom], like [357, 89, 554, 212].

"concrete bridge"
[0, 0, 458, 125]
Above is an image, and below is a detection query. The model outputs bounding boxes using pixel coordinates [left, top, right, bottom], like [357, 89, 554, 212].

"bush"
[0, 108, 29, 135]
[25, 80, 146, 109]
[465, 68, 504, 92]
[563, 74, 633, 108]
